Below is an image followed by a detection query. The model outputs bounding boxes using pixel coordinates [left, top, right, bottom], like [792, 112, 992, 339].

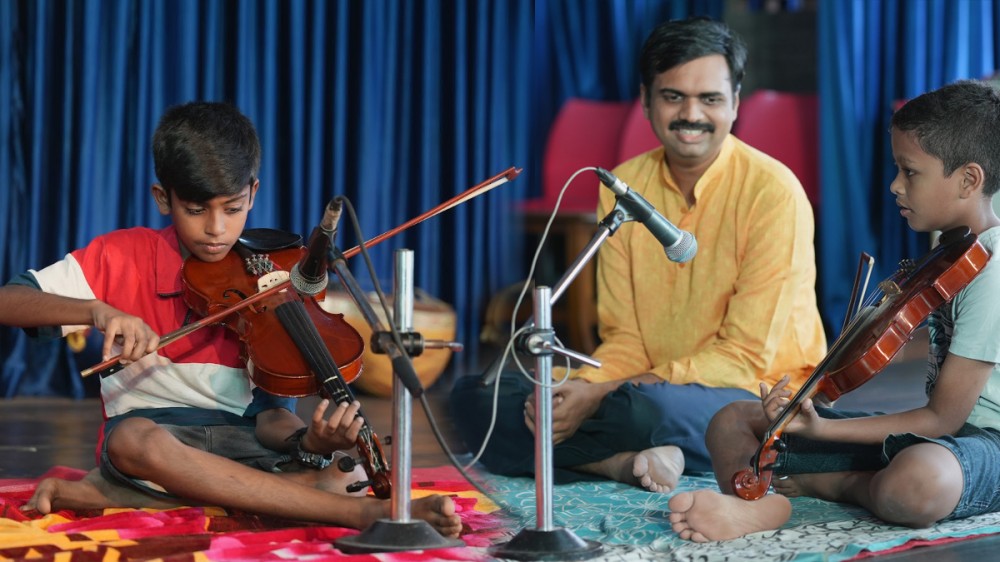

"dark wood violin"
[732, 226, 991, 500]
[80, 166, 521, 379]
[183, 201, 391, 498]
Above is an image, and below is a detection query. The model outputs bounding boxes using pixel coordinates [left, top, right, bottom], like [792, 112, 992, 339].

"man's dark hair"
[152, 101, 261, 203]
[891, 80, 1000, 196]
[639, 17, 747, 99]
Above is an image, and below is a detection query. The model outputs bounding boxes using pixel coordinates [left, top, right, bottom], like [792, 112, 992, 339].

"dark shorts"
[775, 406, 1000, 520]
[99, 413, 292, 500]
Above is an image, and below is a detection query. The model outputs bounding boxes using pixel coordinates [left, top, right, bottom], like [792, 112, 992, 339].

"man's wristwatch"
[289, 428, 332, 470]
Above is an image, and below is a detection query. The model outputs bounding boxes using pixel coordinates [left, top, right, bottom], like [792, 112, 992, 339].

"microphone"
[594, 167, 697, 263]
[290, 199, 342, 296]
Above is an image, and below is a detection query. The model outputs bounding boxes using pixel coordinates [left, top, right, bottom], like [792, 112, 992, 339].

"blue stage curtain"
[0, 0, 531, 396]
[817, 0, 1000, 337]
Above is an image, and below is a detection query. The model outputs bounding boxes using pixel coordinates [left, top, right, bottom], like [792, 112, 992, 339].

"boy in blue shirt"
[669, 80, 1000, 541]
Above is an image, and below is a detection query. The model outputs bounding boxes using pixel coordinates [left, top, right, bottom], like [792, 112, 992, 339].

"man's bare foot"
[574, 446, 685, 493]
[23, 469, 180, 514]
[358, 494, 462, 538]
[668, 490, 791, 542]
[632, 446, 684, 493]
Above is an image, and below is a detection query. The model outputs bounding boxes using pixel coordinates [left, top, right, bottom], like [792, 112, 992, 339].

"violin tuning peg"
[336, 455, 359, 472]
[346, 480, 372, 494]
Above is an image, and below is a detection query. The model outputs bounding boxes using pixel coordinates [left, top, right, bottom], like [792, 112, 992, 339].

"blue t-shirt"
[926, 226, 1000, 430]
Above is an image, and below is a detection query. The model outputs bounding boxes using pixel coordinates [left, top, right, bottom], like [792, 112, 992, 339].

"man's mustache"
[669, 120, 715, 133]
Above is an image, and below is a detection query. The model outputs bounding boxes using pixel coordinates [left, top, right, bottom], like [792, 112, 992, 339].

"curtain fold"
[1, 0, 531, 396]
[818, 0, 1000, 337]
[13, 0, 998, 397]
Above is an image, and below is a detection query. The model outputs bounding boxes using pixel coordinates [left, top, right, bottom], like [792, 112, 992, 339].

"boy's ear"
[151, 184, 171, 214]
[960, 163, 986, 198]
[248, 179, 260, 209]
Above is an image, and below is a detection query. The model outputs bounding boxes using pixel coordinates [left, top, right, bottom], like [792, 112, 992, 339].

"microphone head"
[290, 262, 328, 296]
[664, 231, 697, 263]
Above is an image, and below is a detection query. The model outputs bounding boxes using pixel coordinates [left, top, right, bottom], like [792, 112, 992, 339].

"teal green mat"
[481, 471, 1000, 561]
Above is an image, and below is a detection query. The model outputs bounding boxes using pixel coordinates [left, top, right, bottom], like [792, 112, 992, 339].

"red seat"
[732, 90, 819, 210]
[519, 98, 633, 216]
[514, 98, 632, 353]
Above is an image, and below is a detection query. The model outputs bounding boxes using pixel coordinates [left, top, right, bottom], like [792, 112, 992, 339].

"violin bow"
[81, 166, 522, 378]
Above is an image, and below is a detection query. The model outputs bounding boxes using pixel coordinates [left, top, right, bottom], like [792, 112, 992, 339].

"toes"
[691, 531, 710, 543]
[667, 491, 695, 512]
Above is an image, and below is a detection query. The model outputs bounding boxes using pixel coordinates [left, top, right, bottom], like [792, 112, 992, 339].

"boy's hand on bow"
[92, 302, 160, 363]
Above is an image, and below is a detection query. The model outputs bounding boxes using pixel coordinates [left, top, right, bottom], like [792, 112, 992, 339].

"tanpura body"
[732, 227, 991, 500]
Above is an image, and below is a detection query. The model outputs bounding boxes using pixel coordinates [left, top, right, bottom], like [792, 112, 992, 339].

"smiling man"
[450, 17, 826, 493]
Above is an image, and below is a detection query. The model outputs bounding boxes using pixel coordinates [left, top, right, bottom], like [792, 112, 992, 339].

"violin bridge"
[258, 270, 290, 291]
[878, 279, 902, 297]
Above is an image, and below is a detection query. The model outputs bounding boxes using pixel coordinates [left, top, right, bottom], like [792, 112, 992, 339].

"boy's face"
[889, 128, 969, 233]
[153, 181, 259, 262]
[641, 54, 739, 170]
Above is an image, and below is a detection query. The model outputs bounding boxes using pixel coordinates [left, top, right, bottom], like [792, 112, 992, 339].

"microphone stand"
[334, 248, 465, 553]
[489, 285, 603, 561]
[480, 205, 629, 385]
[487, 208, 633, 560]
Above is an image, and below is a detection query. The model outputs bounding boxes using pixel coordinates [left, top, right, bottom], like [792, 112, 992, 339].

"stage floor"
[4, 339, 1000, 560]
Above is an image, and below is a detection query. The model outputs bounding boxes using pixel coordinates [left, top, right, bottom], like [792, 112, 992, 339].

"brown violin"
[183, 202, 391, 499]
[732, 226, 991, 500]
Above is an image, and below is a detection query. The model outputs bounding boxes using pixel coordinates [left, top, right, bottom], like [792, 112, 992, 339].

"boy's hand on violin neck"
[91, 301, 161, 363]
[759, 377, 824, 437]
[304, 398, 365, 454]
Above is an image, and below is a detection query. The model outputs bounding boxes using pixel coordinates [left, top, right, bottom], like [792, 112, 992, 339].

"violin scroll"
[732, 468, 770, 501]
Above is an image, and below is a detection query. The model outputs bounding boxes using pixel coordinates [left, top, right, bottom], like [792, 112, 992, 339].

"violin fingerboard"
[273, 299, 358, 406]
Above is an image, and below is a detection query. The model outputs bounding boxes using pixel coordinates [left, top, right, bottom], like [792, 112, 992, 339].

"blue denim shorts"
[775, 406, 1000, 520]
[100, 418, 292, 500]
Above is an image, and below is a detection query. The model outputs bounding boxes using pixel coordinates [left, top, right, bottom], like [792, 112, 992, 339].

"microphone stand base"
[335, 519, 465, 554]
[488, 527, 604, 561]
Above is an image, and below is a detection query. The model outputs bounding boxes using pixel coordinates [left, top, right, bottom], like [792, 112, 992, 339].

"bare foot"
[23, 468, 180, 514]
[668, 489, 791, 542]
[772, 475, 805, 498]
[358, 494, 462, 538]
[632, 446, 684, 493]
[574, 446, 685, 493]
[772, 471, 864, 503]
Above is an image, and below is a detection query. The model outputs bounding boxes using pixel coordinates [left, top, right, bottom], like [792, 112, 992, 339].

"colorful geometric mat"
[4, 466, 1000, 561]
[0, 465, 507, 561]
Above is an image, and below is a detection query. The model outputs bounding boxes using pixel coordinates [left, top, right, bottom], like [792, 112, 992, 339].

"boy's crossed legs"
[25, 417, 462, 537]
[668, 400, 964, 542]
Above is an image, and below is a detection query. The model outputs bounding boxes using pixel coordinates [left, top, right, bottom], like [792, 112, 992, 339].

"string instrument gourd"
[732, 226, 991, 500]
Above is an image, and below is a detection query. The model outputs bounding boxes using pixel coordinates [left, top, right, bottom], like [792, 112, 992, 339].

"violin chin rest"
[238, 228, 303, 252]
